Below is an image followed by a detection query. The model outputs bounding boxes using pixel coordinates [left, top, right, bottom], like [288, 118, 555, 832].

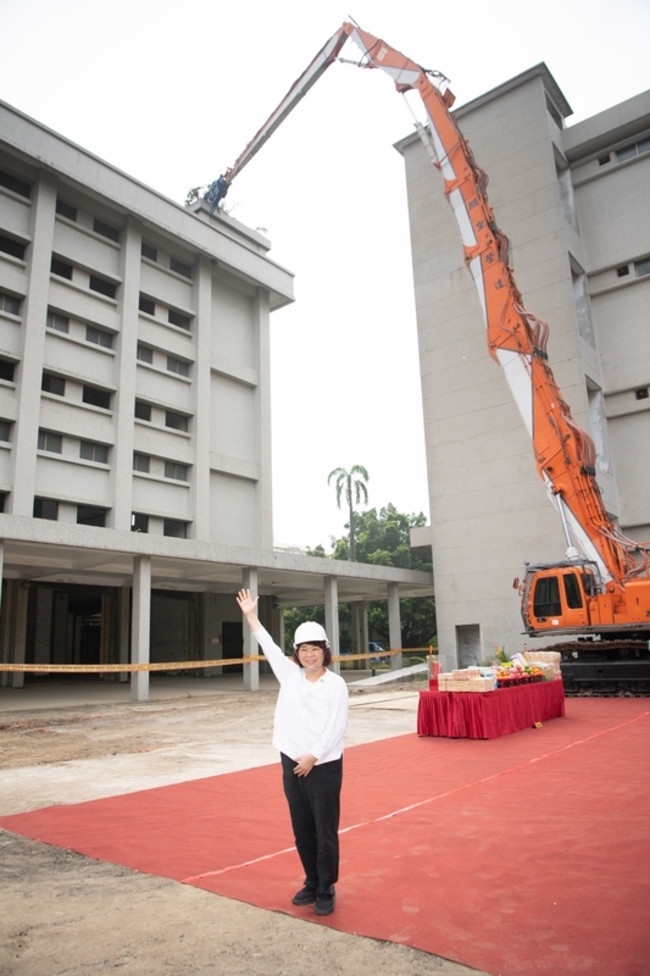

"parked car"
[368, 641, 386, 662]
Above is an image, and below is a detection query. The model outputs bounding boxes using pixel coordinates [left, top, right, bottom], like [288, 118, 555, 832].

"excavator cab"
[521, 563, 600, 635]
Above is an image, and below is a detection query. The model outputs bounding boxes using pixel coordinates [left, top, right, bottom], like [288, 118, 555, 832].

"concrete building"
[0, 100, 433, 698]
[401, 67, 650, 669]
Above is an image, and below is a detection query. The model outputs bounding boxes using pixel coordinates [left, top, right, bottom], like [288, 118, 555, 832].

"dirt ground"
[0, 679, 487, 976]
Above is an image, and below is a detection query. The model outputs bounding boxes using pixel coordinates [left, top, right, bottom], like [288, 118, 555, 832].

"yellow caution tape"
[0, 647, 436, 673]
[0, 656, 265, 673]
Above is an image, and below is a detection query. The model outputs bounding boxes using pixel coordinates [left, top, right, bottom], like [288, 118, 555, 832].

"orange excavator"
[206, 21, 650, 684]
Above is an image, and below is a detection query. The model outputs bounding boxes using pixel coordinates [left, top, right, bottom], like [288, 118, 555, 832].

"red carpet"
[2, 699, 649, 976]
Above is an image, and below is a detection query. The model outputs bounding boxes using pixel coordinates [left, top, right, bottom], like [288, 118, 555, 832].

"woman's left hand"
[293, 753, 317, 777]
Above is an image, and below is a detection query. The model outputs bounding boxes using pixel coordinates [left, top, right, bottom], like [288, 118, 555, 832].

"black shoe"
[291, 886, 317, 906]
[315, 892, 336, 916]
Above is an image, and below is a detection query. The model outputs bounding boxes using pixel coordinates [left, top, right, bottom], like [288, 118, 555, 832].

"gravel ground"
[0, 679, 487, 976]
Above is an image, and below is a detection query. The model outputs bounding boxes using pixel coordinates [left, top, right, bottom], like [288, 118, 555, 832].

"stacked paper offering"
[438, 667, 497, 692]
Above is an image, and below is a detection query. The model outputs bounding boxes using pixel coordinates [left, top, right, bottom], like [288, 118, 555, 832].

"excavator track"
[549, 638, 650, 696]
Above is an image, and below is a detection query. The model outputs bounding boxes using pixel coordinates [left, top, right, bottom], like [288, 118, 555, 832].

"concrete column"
[111, 217, 141, 530]
[350, 601, 368, 670]
[242, 567, 259, 691]
[119, 584, 130, 682]
[191, 255, 212, 540]
[52, 592, 68, 663]
[0, 544, 6, 688]
[388, 582, 403, 670]
[205, 592, 226, 675]
[33, 587, 52, 666]
[324, 576, 340, 675]
[271, 602, 285, 656]
[254, 290, 273, 550]
[131, 555, 151, 701]
[0, 575, 12, 689]
[100, 593, 111, 675]
[11, 172, 57, 514]
[277, 608, 285, 655]
[12, 582, 29, 689]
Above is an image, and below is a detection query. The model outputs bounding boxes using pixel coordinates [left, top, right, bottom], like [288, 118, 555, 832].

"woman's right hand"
[236, 588, 259, 618]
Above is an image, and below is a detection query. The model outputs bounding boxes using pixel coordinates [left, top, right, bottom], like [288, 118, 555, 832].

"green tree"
[283, 504, 436, 652]
[327, 465, 369, 561]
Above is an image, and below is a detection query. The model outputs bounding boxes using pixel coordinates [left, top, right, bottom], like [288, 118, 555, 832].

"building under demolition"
[0, 100, 433, 699]
[401, 66, 650, 668]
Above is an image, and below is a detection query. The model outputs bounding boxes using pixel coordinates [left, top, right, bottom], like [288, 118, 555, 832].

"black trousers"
[281, 753, 343, 895]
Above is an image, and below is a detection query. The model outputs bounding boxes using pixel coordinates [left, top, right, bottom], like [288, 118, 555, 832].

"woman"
[236, 588, 349, 916]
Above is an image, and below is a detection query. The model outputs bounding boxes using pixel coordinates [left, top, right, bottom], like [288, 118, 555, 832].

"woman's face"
[297, 642, 325, 672]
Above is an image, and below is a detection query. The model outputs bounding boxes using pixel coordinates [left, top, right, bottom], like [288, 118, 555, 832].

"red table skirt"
[417, 680, 565, 739]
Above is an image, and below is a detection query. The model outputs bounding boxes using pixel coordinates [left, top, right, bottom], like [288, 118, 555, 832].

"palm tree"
[327, 465, 369, 561]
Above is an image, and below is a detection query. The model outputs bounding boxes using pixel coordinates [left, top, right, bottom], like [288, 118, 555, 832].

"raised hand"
[236, 588, 259, 621]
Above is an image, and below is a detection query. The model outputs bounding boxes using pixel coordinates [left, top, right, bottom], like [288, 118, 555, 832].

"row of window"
[36, 430, 189, 481]
[0, 417, 193, 471]
[3, 168, 192, 269]
[38, 430, 109, 464]
[55, 198, 193, 280]
[0, 349, 189, 407]
[56, 199, 121, 242]
[48, 309, 114, 348]
[56, 195, 194, 278]
[47, 309, 192, 377]
[138, 293, 191, 330]
[0, 169, 30, 199]
[5, 293, 195, 379]
[0, 235, 26, 261]
[41, 371, 191, 429]
[0, 290, 20, 316]
[34, 498, 108, 525]
[4, 412, 220, 450]
[141, 242, 193, 280]
[1, 171, 196, 309]
[133, 453, 188, 481]
[50, 255, 193, 329]
[136, 343, 190, 376]
[131, 512, 188, 537]
[0, 358, 16, 382]
[599, 136, 650, 167]
[51, 256, 117, 299]
[0, 171, 128, 248]
[31, 496, 188, 537]
[134, 399, 189, 431]
[42, 371, 111, 408]
[616, 258, 650, 279]
[2, 245, 195, 332]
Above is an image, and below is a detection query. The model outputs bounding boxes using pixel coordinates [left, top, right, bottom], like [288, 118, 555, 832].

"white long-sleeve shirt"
[253, 626, 349, 765]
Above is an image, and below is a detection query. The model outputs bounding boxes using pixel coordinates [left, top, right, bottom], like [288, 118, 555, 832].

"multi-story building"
[0, 100, 433, 697]
[401, 66, 650, 669]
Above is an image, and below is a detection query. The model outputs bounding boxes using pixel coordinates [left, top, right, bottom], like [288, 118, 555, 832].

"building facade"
[400, 67, 650, 669]
[0, 101, 433, 697]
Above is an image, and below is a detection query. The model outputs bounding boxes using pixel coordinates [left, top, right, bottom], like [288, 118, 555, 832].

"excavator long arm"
[204, 23, 355, 211]
[207, 21, 649, 586]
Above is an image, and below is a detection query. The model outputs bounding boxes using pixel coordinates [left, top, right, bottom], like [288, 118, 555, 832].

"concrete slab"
[347, 663, 429, 687]
[0, 669, 382, 714]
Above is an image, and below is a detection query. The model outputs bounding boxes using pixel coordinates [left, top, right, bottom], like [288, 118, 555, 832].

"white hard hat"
[293, 621, 329, 649]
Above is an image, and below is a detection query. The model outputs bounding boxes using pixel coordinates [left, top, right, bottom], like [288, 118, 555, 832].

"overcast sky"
[2, 0, 648, 550]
